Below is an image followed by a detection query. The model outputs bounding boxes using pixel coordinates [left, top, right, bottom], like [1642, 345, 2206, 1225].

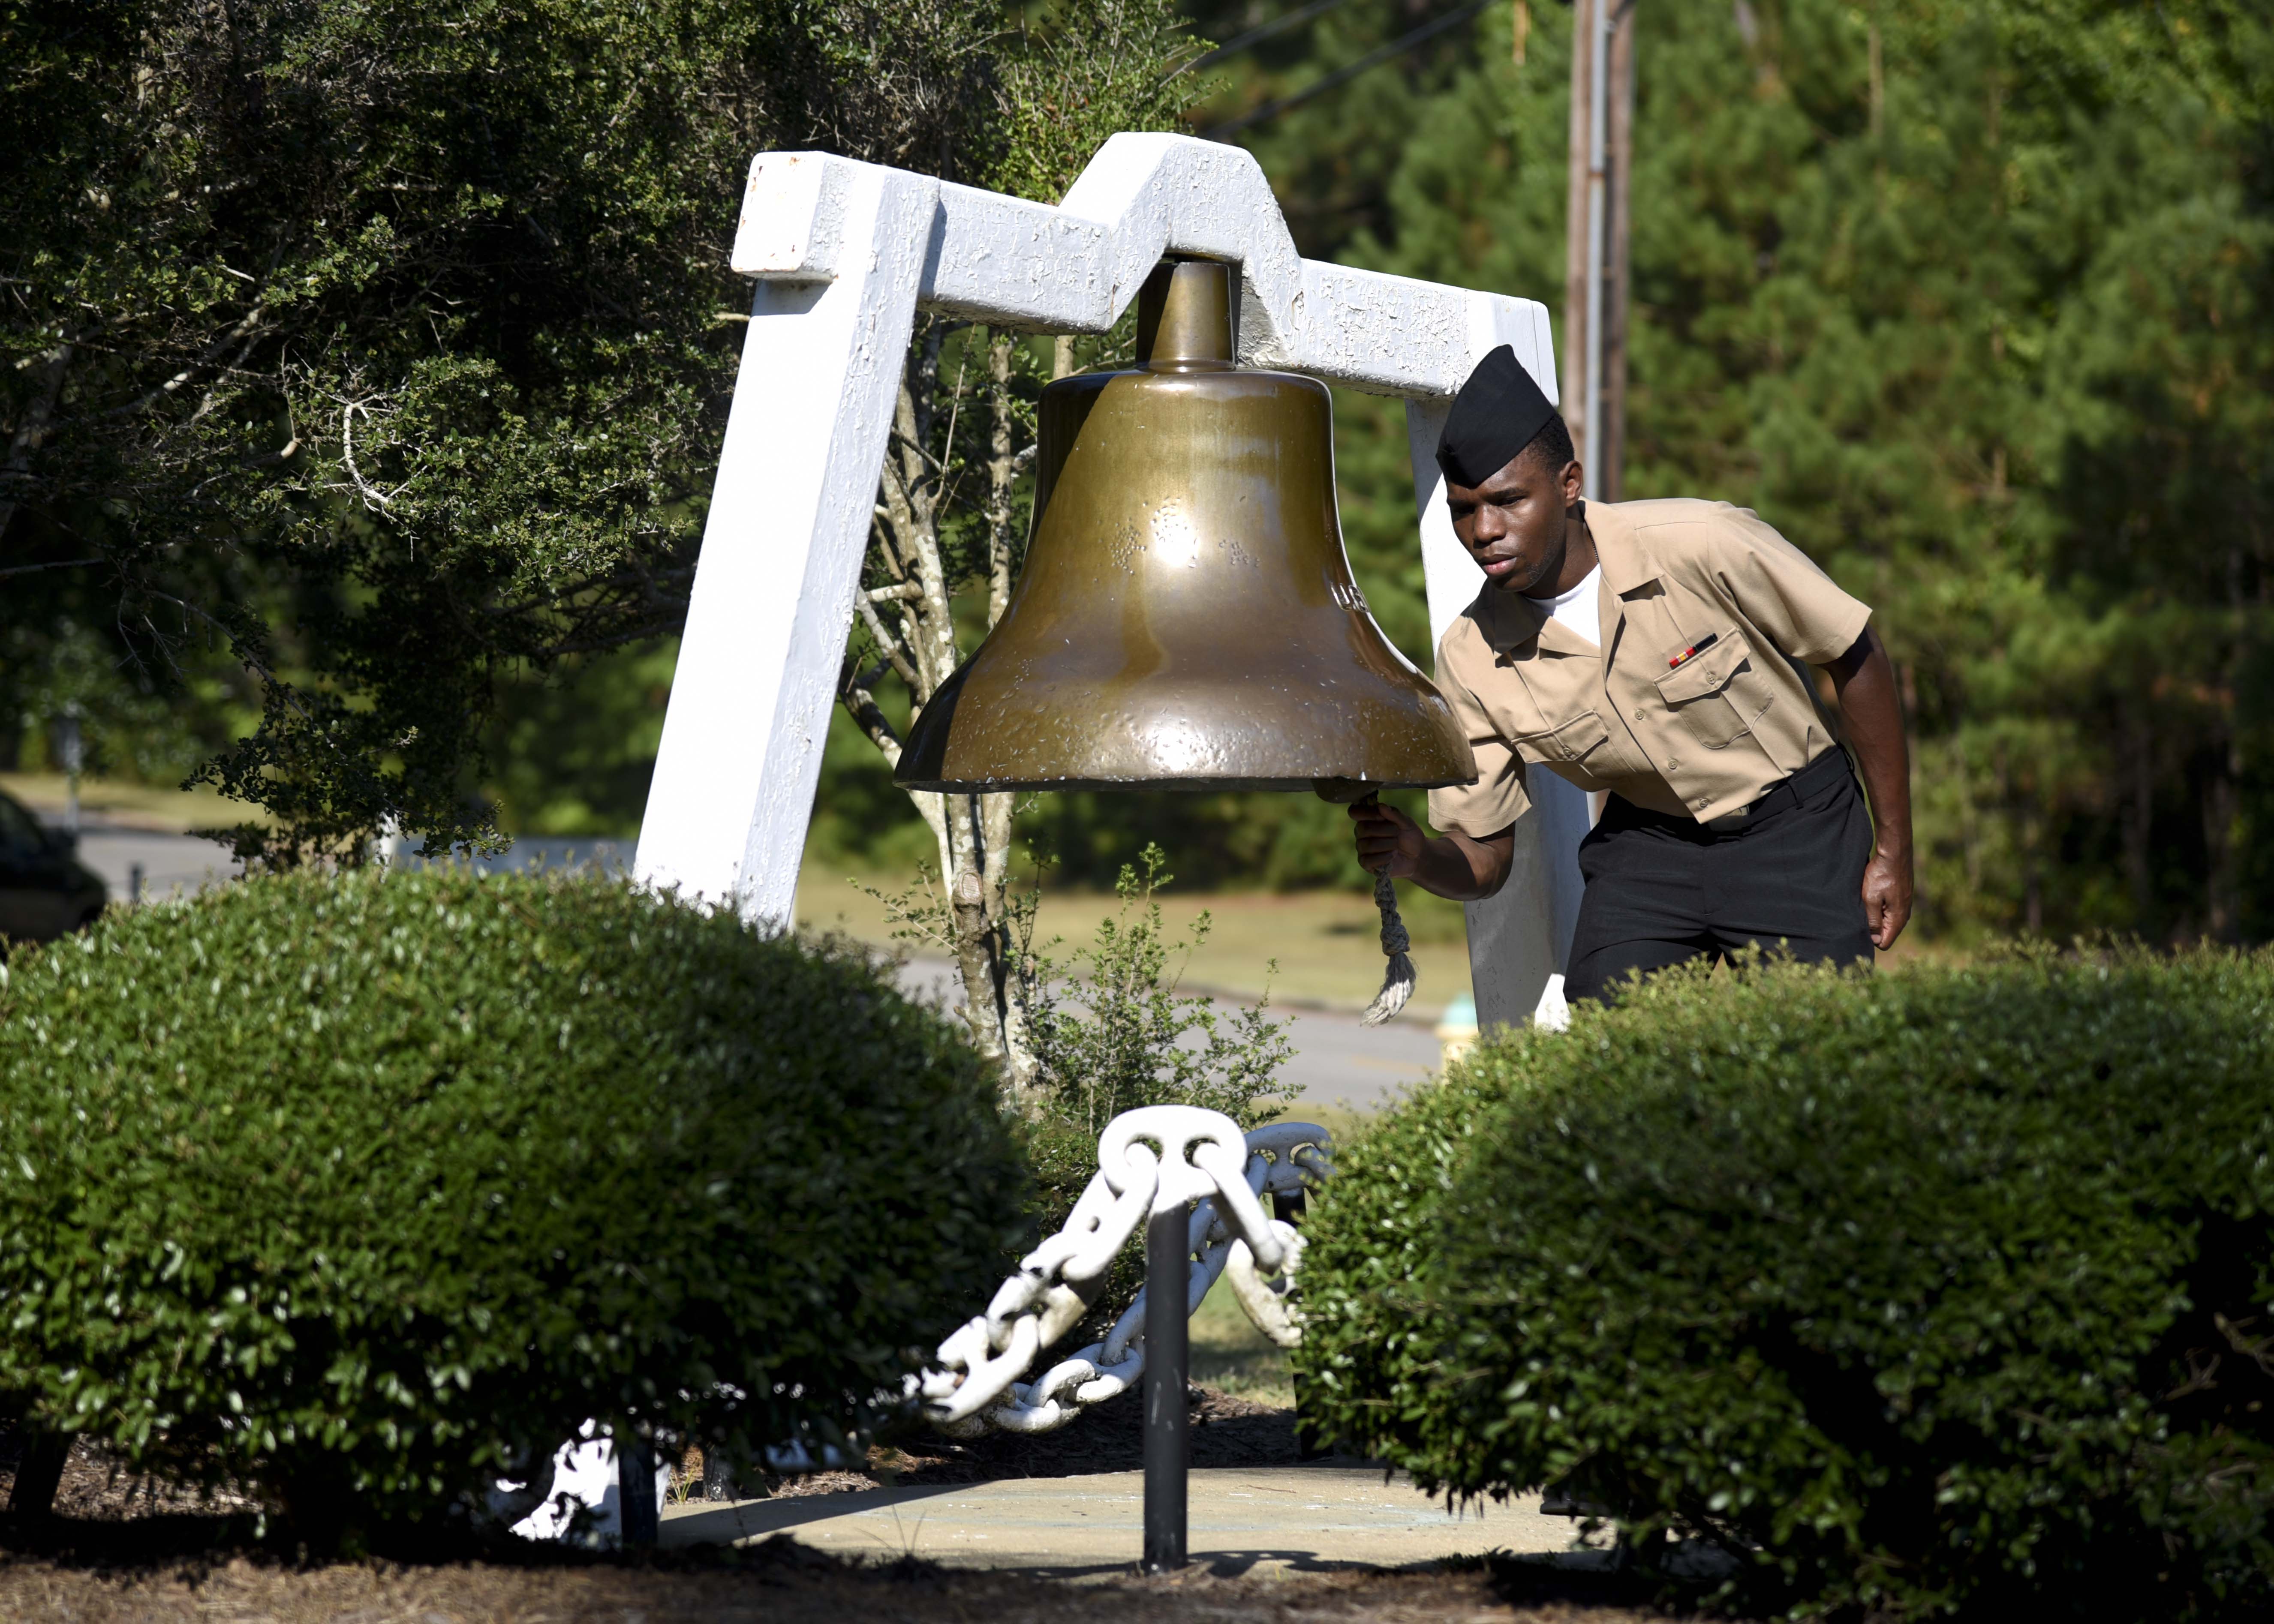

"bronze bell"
[894, 259, 1476, 795]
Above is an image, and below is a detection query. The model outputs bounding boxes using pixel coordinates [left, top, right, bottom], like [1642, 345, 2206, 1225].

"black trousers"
[1564, 747, 1875, 1006]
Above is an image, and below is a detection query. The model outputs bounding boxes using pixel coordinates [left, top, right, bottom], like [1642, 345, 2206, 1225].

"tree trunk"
[2022, 808, 2044, 935]
[2122, 715, 2155, 934]
[1563, 0, 1636, 498]
[7, 1431, 69, 1519]
[1600, 0, 1635, 501]
[0, 340, 72, 546]
[1953, 737, 1983, 893]
[2204, 741, 2240, 943]
[1562, 0, 1595, 471]
[840, 322, 1038, 1102]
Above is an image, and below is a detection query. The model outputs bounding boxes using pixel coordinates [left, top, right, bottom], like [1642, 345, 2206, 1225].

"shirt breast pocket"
[1511, 709, 1613, 769]
[1655, 631, 1772, 750]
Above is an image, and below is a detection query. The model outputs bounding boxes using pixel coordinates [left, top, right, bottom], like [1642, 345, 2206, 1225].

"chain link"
[916, 1108, 1332, 1436]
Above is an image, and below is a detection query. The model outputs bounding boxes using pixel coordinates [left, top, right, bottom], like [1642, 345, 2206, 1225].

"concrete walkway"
[659, 1464, 1589, 1576]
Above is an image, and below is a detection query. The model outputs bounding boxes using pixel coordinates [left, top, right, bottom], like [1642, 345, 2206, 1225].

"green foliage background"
[0, 0, 1173, 861]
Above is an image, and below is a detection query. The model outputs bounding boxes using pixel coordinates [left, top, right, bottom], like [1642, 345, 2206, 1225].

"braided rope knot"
[1372, 870, 1411, 955]
[914, 1108, 1332, 1437]
[1361, 868, 1416, 1026]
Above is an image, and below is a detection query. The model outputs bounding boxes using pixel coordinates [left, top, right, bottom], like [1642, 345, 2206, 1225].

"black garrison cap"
[1435, 345, 1557, 488]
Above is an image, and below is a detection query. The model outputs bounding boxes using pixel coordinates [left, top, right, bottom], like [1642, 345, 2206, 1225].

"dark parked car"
[0, 789, 108, 945]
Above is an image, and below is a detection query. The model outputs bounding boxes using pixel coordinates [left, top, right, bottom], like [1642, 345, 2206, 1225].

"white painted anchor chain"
[917, 1107, 1331, 1437]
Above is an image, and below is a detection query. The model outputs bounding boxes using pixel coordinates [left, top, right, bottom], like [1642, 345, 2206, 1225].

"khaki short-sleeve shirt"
[1426, 498, 1871, 838]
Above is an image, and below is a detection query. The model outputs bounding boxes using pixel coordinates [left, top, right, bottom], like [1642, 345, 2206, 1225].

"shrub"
[1025, 845, 1294, 1138]
[1295, 950, 2274, 1621]
[0, 870, 1023, 1542]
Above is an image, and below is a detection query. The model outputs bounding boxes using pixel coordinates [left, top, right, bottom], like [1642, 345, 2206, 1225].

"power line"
[1200, 0, 1496, 140]
[1176, 0, 1359, 79]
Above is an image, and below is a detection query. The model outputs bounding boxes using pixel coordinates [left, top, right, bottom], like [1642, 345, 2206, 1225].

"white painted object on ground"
[633, 132, 1583, 1024]
[500, 1421, 674, 1547]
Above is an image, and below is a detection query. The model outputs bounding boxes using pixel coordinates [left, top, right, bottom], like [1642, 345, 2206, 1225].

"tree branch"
[105, 303, 268, 422]
[855, 594, 922, 690]
[984, 330, 1020, 629]
[837, 653, 905, 766]
[0, 557, 105, 581]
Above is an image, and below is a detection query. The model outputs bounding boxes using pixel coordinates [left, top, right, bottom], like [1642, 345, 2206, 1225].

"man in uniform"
[1351, 347, 1913, 1003]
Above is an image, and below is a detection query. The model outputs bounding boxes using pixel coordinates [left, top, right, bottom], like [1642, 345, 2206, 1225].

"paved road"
[67, 823, 243, 904]
[659, 1464, 1586, 1575]
[63, 828, 629, 904]
[56, 832, 1440, 1114]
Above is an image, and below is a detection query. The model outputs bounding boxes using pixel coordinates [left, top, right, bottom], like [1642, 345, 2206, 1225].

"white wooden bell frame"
[632, 132, 1586, 1034]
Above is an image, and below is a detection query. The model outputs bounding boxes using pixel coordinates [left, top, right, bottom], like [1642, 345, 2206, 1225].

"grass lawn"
[795, 861, 1475, 1020]
[0, 771, 271, 832]
[1188, 1268, 1296, 1409]
[3, 775, 1474, 1016]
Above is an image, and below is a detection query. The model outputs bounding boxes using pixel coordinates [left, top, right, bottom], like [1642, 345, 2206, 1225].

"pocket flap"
[1655, 631, 1748, 704]
[1512, 709, 1611, 765]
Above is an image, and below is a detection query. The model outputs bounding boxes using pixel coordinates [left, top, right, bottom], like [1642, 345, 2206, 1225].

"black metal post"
[1274, 1184, 1332, 1461]
[1141, 1202, 1188, 1573]
[618, 1433, 659, 1547]
[6, 1432, 69, 1519]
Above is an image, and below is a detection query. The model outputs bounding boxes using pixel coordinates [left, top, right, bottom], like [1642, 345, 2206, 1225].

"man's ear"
[1561, 459, 1585, 508]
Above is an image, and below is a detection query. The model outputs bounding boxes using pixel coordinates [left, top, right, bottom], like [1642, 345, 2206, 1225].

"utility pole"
[1563, 0, 1637, 503]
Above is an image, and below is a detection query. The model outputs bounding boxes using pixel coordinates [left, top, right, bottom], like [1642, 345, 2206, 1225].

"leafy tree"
[1260, 0, 2274, 941]
[1182, 0, 1499, 260]
[3, 0, 1242, 1084]
[0, 0, 1073, 866]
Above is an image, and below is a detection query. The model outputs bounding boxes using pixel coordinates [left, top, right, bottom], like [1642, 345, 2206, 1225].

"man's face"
[1445, 449, 1583, 595]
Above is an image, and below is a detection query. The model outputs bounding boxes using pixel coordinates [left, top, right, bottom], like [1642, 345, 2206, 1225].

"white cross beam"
[633, 132, 1584, 1033]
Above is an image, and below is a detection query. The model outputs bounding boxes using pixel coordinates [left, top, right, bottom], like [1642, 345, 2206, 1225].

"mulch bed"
[0, 1402, 1701, 1623]
[0, 1540, 1686, 1623]
[0, 1388, 1296, 1522]
[0, 1423, 260, 1525]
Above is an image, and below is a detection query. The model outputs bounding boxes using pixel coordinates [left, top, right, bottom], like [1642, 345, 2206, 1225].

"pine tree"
[1297, 0, 2274, 940]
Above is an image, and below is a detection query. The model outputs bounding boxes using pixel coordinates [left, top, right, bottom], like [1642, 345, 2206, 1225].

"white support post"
[637, 162, 936, 919]
[634, 134, 1588, 1021]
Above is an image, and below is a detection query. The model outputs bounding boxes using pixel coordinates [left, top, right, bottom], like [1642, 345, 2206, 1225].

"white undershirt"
[1530, 563, 1602, 648]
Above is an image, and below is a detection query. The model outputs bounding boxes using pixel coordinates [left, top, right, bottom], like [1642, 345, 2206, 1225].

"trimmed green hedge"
[0, 870, 1023, 1540]
[1295, 951, 2274, 1621]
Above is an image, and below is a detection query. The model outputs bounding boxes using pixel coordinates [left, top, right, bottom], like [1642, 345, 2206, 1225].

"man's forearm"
[1855, 740, 1913, 860]
[1407, 829, 1512, 901]
[1831, 628, 1913, 858]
